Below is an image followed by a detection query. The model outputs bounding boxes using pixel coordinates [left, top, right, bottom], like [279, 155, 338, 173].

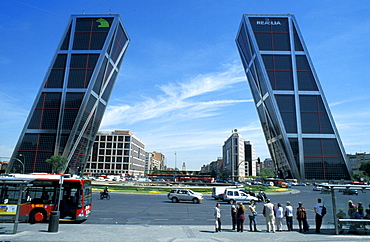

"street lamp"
[14, 155, 25, 174]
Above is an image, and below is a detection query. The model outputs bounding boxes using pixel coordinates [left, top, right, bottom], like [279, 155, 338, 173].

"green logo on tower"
[96, 18, 109, 27]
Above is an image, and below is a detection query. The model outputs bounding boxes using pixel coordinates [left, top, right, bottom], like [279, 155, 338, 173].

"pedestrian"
[236, 202, 246, 232]
[347, 200, 359, 234]
[247, 201, 259, 232]
[275, 203, 284, 231]
[258, 189, 267, 202]
[296, 202, 309, 232]
[336, 209, 346, 234]
[358, 202, 364, 218]
[262, 198, 275, 233]
[249, 188, 255, 197]
[285, 201, 293, 231]
[348, 200, 357, 218]
[231, 201, 237, 230]
[365, 204, 370, 219]
[214, 203, 221, 232]
[314, 198, 324, 233]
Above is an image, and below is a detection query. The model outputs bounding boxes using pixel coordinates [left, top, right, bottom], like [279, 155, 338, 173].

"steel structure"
[8, 14, 129, 174]
[236, 14, 351, 181]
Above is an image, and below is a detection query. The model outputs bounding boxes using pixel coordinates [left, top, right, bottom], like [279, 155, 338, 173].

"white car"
[313, 186, 323, 191]
[223, 188, 259, 204]
[167, 189, 203, 203]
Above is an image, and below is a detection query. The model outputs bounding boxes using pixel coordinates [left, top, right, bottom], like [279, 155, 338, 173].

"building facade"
[236, 14, 351, 181]
[222, 132, 246, 182]
[145, 152, 163, 174]
[347, 153, 370, 174]
[8, 15, 129, 174]
[85, 130, 145, 177]
[244, 141, 257, 176]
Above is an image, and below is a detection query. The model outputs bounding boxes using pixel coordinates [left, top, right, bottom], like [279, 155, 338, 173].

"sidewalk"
[0, 223, 367, 241]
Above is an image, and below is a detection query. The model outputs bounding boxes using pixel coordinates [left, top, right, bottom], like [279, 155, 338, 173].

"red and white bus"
[0, 174, 92, 223]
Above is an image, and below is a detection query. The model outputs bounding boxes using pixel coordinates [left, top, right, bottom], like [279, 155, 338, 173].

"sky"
[0, 0, 370, 170]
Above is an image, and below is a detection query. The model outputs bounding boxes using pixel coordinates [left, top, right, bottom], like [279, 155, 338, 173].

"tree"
[351, 160, 370, 182]
[360, 160, 370, 176]
[46, 155, 68, 174]
[259, 168, 275, 178]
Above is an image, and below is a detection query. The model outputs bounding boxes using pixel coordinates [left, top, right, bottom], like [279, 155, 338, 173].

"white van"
[223, 188, 259, 204]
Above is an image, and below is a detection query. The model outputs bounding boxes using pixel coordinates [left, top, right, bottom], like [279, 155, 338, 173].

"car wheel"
[172, 197, 179, 203]
[193, 198, 199, 204]
[229, 199, 235, 204]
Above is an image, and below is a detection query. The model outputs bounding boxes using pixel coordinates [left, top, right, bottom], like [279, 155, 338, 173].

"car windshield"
[188, 190, 194, 194]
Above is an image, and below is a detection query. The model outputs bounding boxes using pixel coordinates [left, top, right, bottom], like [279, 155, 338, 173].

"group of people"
[214, 198, 322, 233]
[336, 200, 370, 234]
[262, 199, 310, 233]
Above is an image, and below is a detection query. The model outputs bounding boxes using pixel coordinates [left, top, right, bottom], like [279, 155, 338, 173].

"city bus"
[0, 174, 92, 223]
[263, 178, 285, 187]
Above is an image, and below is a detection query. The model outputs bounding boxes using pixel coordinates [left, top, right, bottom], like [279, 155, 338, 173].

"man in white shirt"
[263, 199, 275, 232]
[314, 198, 324, 233]
[285, 201, 294, 231]
[214, 203, 221, 232]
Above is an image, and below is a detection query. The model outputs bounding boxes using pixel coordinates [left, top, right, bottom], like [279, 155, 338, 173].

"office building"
[347, 153, 370, 174]
[85, 130, 145, 177]
[236, 14, 351, 180]
[222, 131, 246, 182]
[244, 141, 257, 176]
[8, 15, 129, 174]
[145, 152, 163, 174]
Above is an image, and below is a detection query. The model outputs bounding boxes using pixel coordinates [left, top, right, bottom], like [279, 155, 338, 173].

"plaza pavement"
[0, 222, 368, 241]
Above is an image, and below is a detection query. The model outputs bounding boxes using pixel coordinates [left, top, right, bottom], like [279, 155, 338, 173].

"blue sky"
[1, 0, 369, 170]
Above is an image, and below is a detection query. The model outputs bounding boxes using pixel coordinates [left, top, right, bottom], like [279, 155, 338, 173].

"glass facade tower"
[236, 14, 351, 181]
[8, 14, 129, 174]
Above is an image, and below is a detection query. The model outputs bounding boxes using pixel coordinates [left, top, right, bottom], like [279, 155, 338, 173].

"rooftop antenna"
[82, 9, 85, 15]
[109, 9, 111, 14]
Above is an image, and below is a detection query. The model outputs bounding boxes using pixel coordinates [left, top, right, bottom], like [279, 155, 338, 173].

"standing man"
[214, 203, 222, 232]
[285, 201, 294, 231]
[314, 198, 324, 233]
[231, 201, 237, 230]
[296, 202, 309, 232]
[263, 199, 275, 233]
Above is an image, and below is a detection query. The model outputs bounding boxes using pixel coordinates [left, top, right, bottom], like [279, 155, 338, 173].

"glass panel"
[73, 18, 113, 50]
[60, 24, 71, 50]
[45, 54, 67, 88]
[249, 17, 290, 51]
[300, 95, 333, 134]
[68, 54, 99, 88]
[293, 23, 303, 51]
[296, 55, 318, 91]
[262, 55, 293, 90]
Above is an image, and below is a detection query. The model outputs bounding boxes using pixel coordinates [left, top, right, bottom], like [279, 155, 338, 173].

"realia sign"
[256, 18, 281, 26]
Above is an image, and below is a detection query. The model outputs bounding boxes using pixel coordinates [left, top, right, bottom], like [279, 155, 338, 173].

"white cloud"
[101, 63, 247, 127]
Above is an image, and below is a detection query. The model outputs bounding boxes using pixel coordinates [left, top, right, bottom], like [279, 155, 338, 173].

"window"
[262, 55, 293, 90]
[300, 95, 333, 134]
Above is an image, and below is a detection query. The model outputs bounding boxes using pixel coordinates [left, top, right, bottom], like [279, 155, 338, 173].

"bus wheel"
[29, 210, 46, 223]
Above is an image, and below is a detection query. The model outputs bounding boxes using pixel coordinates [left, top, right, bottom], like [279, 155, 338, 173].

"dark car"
[341, 189, 358, 196]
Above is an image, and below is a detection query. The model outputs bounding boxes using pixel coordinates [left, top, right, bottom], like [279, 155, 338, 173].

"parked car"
[263, 182, 274, 186]
[223, 188, 259, 204]
[167, 189, 203, 203]
[341, 189, 358, 196]
[320, 187, 330, 194]
[296, 183, 307, 186]
[313, 186, 323, 191]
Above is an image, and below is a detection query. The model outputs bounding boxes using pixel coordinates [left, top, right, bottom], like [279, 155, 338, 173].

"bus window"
[0, 185, 22, 204]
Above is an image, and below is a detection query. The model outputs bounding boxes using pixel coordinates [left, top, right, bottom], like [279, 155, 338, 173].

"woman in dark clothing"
[237, 202, 246, 232]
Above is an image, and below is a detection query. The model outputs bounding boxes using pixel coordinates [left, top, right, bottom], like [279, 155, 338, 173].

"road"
[85, 186, 367, 230]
